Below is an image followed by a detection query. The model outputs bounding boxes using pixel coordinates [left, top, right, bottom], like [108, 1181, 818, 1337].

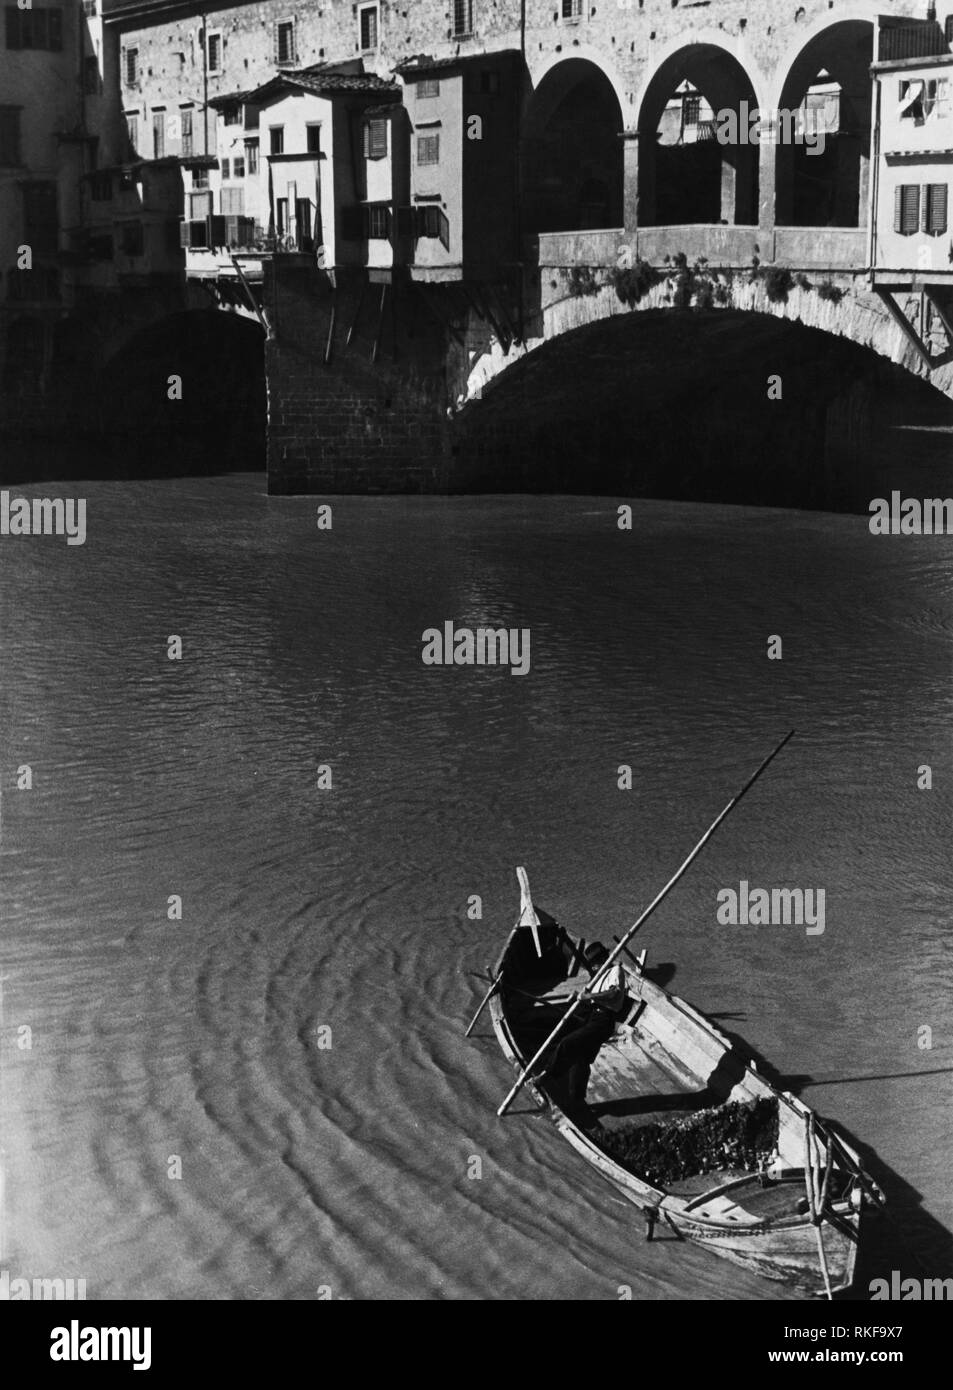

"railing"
[536, 224, 869, 274]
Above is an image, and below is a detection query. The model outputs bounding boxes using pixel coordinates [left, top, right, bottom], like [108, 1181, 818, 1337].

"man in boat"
[536, 943, 630, 1119]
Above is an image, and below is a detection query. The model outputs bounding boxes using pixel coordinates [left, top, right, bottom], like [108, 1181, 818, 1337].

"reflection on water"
[0, 476, 950, 1299]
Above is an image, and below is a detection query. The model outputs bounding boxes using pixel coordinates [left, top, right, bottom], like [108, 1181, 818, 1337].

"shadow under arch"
[521, 57, 624, 234]
[453, 307, 953, 508]
[775, 19, 875, 229]
[636, 43, 761, 227]
[92, 307, 267, 479]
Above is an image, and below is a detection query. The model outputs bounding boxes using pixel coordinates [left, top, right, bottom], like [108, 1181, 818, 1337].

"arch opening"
[97, 308, 267, 476]
[776, 21, 875, 228]
[522, 59, 624, 234]
[637, 45, 760, 227]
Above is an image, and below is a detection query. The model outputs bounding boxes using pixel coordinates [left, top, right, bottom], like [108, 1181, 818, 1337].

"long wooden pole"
[465, 969, 503, 1038]
[497, 730, 795, 1117]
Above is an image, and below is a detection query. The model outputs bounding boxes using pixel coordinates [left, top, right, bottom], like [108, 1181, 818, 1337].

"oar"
[497, 730, 796, 1117]
[465, 969, 504, 1037]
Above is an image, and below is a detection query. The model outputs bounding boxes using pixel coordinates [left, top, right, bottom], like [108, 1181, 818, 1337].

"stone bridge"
[258, 0, 953, 498]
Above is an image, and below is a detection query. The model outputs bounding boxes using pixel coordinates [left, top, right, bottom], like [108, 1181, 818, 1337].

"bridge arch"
[521, 56, 625, 233]
[634, 39, 766, 227]
[453, 307, 953, 508]
[94, 307, 266, 474]
[772, 18, 876, 229]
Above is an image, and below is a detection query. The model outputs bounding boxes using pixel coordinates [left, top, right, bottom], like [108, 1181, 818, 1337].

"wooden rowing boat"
[481, 876, 885, 1298]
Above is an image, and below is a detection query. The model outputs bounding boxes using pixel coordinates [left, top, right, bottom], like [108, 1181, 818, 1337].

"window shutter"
[927, 183, 948, 235]
[207, 214, 227, 247]
[341, 205, 364, 240]
[438, 208, 450, 250]
[907, 184, 920, 233]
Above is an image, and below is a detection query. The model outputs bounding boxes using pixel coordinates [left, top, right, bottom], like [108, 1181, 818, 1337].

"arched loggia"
[637, 45, 761, 226]
[775, 21, 875, 228]
[521, 59, 624, 234]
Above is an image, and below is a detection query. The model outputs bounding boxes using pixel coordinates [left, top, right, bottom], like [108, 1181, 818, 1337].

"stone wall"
[264, 261, 451, 493]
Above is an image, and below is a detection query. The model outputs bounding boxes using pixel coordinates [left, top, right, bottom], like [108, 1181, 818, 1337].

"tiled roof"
[208, 92, 255, 109]
[396, 54, 466, 74]
[250, 66, 400, 101]
[396, 49, 518, 74]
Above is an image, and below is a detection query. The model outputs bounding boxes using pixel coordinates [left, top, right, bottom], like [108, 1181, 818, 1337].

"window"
[275, 18, 295, 66]
[5, 6, 63, 51]
[364, 118, 388, 159]
[123, 46, 138, 86]
[152, 111, 165, 159]
[82, 0, 96, 13]
[898, 77, 949, 124]
[561, 0, 582, 18]
[359, 5, 378, 52]
[417, 132, 440, 165]
[88, 232, 113, 260]
[22, 181, 58, 254]
[276, 197, 287, 235]
[193, 167, 209, 189]
[925, 183, 948, 235]
[466, 68, 500, 95]
[452, 0, 473, 37]
[245, 139, 259, 175]
[83, 56, 100, 96]
[418, 78, 440, 99]
[894, 183, 920, 235]
[223, 103, 242, 126]
[306, 124, 321, 155]
[365, 203, 390, 239]
[221, 186, 244, 215]
[416, 204, 450, 249]
[221, 158, 230, 179]
[181, 109, 193, 157]
[190, 191, 212, 220]
[233, 156, 245, 178]
[296, 198, 312, 243]
[0, 107, 20, 166]
[269, 126, 284, 156]
[90, 170, 112, 201]
[206, 31, 221, 73]
[125, 111, 138, 153]
[119, 221, 144, 256]
[683, 94, 701, 127]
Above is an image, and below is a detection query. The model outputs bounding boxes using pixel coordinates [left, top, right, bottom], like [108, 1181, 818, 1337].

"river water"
[1, 475, 951, 1300]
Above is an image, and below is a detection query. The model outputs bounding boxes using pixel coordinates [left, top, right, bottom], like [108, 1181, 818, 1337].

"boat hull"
[486, 919, 874, 1297]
